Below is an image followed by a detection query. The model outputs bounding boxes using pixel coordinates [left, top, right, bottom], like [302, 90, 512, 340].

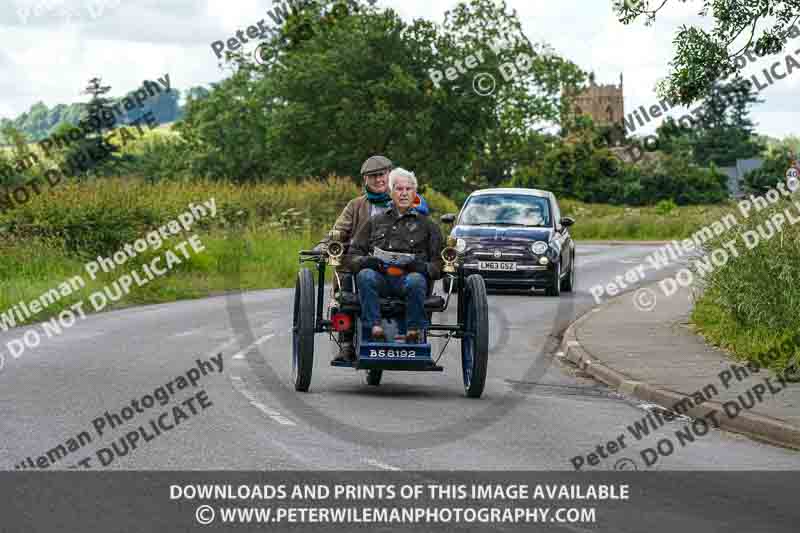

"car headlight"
[530, 241, 548, 255]
[455, 238, 467, 253]
[539, 256, 549, 265]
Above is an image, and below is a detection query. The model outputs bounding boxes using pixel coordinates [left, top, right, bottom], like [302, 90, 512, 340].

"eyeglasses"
[363, 172, 387, 179]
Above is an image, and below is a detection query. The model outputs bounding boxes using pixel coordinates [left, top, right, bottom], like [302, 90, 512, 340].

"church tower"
[563, 72, 625, 129]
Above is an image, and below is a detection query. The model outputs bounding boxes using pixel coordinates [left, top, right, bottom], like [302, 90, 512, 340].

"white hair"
[388, 167, 417, 191]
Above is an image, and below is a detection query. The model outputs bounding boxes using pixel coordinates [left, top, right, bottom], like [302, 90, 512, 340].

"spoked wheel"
[461, 274, 489, 398]
[292, 268, 315, 392]
[365, 369, 383, 386]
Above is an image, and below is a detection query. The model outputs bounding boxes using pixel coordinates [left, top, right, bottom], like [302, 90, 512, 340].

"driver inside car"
[346, 168, 443, 344]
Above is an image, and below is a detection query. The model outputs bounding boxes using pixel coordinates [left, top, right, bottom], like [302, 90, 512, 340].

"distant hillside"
[0, 84, 209, 145]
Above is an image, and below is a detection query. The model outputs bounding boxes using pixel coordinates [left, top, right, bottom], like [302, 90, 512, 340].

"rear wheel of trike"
[461, 274, 489, 398]
[292, 268, 315, 392]
[365, 369, 383, 386]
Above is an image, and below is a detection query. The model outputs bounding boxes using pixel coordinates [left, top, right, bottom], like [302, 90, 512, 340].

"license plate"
[478, 261, 517, 271]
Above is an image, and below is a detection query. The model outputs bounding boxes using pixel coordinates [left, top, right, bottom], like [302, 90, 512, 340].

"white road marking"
[229, 373, 296, 426]
[207, 336, 242, 358]
[366, 459, 402, 471]
[173, 328, 205, 337]
[231, 333, 276, 360]
[250, 401, 280, 416]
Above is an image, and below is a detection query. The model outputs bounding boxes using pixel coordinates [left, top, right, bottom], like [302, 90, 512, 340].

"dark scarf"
[364, 184, 391, 207]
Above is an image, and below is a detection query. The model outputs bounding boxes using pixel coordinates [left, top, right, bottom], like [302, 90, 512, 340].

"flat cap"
[360, 155, 393, 175]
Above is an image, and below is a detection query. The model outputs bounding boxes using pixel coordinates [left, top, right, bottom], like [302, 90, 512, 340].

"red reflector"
[331, 313, 353, 332]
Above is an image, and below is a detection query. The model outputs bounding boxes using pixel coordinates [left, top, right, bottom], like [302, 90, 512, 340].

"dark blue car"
[441, 188, 575, 296]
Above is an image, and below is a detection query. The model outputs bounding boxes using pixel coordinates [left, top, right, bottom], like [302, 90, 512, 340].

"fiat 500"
[440, 188, 576, 296]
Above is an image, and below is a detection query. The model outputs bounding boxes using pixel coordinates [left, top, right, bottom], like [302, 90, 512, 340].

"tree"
[690, 78, 765, 166]
[0, 123, 30, 186]
[440, 0, 584, 189]
[59, 77, 121, 177]
[181, 0, 582, 196]
[615, 0, 800, 104]
[84, 77, 114, 134]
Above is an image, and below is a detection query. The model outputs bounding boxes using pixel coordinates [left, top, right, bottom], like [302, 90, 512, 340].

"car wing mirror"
[440, 213, 456, 224]
[560, 216, 575, 227]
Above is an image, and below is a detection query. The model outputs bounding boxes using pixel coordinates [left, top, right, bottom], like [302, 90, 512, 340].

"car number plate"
[478, 261, 517, 271]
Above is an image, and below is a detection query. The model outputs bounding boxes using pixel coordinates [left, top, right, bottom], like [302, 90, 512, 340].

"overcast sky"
[1, 0, 797, 138]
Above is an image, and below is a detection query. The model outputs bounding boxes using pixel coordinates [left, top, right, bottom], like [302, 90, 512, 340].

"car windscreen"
[459, 194, 551, 227]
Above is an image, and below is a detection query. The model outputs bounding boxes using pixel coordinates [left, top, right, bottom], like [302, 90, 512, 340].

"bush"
[512, 133, 729, 206]
[654, 199, 677, 215]
[692, 195, 800, 376]
[635, 155, 729, 205]
[0, 177, 363, 259]
[123, 132, 192, 182]
[742, 153, 792, 194]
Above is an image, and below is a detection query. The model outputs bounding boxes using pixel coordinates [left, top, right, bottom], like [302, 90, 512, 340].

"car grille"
[466, 243, 530, 259]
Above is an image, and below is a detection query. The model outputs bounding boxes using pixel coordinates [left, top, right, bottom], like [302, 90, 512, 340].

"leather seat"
[337, 293, 445, 314]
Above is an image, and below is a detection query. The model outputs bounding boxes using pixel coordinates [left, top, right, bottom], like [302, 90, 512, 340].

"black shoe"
[405, 329, 421, 344]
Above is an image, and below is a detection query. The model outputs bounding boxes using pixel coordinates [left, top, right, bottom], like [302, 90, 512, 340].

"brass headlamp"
[327, 230, 344, 267]
[441, 236, 459, 273]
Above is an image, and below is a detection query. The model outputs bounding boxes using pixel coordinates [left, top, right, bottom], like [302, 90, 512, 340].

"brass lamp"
[327, 230, 344, 267]
[441, 236, 459, 273]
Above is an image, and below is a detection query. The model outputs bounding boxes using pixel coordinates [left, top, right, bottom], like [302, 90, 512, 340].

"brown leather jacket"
[317, 195, 375, 250]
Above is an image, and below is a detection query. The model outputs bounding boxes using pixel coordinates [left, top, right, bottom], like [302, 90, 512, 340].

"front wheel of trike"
[461, 274, 489, 398]
[365, 369, 383, 386]
[292, 268, 315, 392]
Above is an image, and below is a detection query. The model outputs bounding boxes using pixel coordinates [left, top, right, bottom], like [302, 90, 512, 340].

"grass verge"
[689, 195, 800, 377]
[561, 199, 738, 241]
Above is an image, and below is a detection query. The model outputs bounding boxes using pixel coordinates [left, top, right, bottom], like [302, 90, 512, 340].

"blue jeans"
[356, 269, 428, 331]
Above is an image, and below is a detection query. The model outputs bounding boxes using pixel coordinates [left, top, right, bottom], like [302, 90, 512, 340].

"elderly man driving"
[347, 168, 443, 343]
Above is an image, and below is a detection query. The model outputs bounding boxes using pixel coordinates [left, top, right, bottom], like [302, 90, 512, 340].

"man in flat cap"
[320, 155, 394, 361]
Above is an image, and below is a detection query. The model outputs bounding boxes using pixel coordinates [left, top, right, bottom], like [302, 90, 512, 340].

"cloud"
[0, 0, 796, 138]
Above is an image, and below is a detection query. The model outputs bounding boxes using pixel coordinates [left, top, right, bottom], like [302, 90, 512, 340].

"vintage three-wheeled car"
[293, 234, 490, 398]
